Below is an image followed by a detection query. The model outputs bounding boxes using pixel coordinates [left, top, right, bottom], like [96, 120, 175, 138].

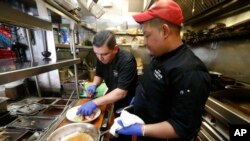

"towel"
[109, 110, 144, 137]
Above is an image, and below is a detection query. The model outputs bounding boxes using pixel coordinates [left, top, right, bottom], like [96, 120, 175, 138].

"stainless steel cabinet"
[0, 3, 80, 88]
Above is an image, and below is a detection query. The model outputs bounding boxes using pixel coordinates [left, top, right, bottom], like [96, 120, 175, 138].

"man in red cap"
[116, 0, 211, 141]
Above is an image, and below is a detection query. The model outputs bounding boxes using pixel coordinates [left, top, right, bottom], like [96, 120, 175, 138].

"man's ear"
[162, 24, 170, 39]
[114, 45, 119, 52]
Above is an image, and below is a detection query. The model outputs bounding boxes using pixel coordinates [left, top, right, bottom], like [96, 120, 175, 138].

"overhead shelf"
[0, 58, 81, 85]
[44, 0, 81, 23]
[53, 23, 96, 34]
[115, 32, 143, 36]
[184, 24, 250, 45]
[0, 4, 52, 30]
[80, 24, 97, 34]
[119, 44, 144, 47]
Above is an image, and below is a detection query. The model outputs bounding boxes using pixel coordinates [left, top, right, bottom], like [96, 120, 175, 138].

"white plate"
[66, 106, 101, 123]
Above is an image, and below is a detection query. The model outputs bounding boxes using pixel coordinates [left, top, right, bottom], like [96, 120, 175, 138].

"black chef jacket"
[134, 44, 211, 141]
[96, 49, 138, 116]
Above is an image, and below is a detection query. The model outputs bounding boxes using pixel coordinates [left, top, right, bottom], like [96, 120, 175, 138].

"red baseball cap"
[132, 0, 183, 26]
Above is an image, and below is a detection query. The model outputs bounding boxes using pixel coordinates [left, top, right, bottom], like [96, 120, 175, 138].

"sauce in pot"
[61, 132, 94, 141]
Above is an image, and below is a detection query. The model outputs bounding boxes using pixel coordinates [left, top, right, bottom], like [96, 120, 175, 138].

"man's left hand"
[116, 120, 143, 136]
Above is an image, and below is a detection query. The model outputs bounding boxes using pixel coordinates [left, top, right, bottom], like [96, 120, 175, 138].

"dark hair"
[148, 17, 181, 33]
[92, 30, 116, 49]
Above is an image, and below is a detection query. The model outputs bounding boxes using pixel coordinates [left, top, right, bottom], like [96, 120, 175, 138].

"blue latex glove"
[76, 101, 97, 116]
[86, 85, 97, 97]
[130, 97, 135, 105]
[116, 120, 143, 136]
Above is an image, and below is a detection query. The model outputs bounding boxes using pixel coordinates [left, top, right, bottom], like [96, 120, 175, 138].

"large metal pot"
[47, 123, 106, 141]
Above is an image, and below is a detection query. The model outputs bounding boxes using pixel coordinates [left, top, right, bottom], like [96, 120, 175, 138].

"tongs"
[115, 105, 134, 115]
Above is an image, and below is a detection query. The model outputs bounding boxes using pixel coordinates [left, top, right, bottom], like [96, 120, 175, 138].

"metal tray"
[0, 128, 27, 141]
[38, 105, 65, 116]
[17, 97, 41, 105]
[210, 88, 250, 117]
[53, 99, 73, 106]
[0, 128, 41, 141]
[6, 116, 56, 131]
[16, 103, 47, 116]
[0, 111, 17, 126]
[38, 98, 57, 105]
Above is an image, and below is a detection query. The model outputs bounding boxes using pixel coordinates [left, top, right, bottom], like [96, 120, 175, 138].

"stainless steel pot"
[47, 123, 108, 141]
[209, 71, 237, 91]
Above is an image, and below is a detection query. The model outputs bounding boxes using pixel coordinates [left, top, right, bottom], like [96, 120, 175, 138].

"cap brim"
[132, 11, 154, 24]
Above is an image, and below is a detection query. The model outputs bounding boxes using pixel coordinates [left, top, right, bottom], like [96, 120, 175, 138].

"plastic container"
[59, 27, 69, 44]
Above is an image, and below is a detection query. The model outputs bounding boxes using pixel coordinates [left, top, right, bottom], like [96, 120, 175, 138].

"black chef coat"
[134, 44, 211, 141]
[96, 49, 138, 116]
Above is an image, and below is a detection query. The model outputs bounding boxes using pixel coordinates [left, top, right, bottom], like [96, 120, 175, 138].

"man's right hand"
[116, 120, 143, 136]
[86, 84, 96, 97]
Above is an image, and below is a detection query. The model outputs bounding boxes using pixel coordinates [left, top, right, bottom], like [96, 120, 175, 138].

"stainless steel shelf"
[80, 24, 97, 34]
[0, 59, 81, 85]
[0, 4, 52, 30]
[55, 43, 92, 50]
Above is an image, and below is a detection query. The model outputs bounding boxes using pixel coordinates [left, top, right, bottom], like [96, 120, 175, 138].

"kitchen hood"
[44, 0, 105, 23]
[44, 0, 81, 22]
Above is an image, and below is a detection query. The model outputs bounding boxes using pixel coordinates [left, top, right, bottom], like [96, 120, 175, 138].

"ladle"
[41, 30, 51, 58]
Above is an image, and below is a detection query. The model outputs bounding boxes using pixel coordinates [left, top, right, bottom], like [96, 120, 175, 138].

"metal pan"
[47, 123, 108, 141]
[0, 128, 28, 141]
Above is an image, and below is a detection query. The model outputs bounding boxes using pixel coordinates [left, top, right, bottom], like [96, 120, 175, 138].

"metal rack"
[0, 2, 80, 91]
[199, 96, 250, 140]
[0, 3, 81, 141]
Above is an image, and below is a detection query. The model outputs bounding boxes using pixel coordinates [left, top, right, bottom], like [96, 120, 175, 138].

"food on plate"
[66, 106, 101, 123]
[73, 112, 96, 122]
[61, 132, 94, 141]
[72, 115, 83, 121]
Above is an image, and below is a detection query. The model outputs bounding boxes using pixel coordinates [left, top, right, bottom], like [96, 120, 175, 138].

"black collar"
[154, 44, 186, 61]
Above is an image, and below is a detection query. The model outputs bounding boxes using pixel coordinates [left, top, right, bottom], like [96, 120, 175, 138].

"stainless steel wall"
[191, 38, 250, 83]
[122, 46, 151, 65]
